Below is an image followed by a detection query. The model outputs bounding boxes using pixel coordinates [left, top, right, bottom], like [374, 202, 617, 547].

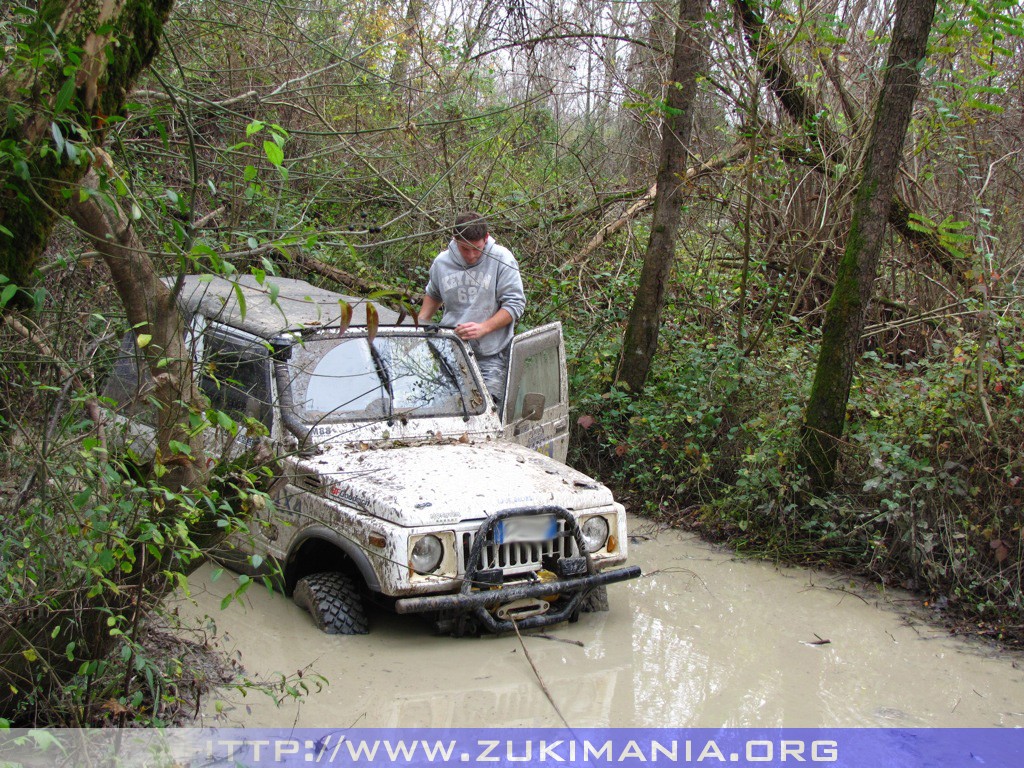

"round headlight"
[581, 516, 610, 553]
[410, 534, 444, 573]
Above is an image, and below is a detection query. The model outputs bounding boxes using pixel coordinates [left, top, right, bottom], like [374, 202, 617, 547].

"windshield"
[289, 333, 485, 423]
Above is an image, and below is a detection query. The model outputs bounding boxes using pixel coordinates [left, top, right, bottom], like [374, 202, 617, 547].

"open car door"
[502, 322, 569, 462]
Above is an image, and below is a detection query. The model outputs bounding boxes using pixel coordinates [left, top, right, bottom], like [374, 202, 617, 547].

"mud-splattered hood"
[300, 440, 615, 526]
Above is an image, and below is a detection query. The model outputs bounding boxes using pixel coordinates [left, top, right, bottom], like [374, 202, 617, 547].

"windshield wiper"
[367, 339, 395, 426]
[428, 339, 470, 422]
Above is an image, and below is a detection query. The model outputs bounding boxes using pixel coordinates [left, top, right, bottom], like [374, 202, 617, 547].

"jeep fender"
[285, 525, 382, 593]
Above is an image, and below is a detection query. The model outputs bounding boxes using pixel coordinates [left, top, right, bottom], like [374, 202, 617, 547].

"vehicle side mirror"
[521, 392, 545, 421]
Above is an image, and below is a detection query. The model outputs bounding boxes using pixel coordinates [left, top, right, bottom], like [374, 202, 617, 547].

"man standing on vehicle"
[418, 212, 526, 410]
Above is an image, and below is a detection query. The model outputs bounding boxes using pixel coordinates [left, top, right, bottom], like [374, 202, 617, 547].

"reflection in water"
[179, 520, 1024, 728]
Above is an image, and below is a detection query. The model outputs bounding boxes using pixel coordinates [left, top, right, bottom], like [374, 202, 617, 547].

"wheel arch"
[284, 525, 381, 594]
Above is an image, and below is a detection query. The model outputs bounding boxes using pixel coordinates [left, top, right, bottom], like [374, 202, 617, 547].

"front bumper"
[394, 506, 641, 633]
[394, 565, 641, 631]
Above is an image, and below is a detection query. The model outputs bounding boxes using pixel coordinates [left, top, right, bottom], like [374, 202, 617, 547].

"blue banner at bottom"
[0, 728, 1020, 767]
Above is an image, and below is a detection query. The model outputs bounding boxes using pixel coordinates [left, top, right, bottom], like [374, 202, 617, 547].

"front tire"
[293, 571, 369, 634]
[579, 585, 609, 613]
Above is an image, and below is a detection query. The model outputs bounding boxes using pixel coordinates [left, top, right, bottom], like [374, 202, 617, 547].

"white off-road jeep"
[104, 275, 639, 635]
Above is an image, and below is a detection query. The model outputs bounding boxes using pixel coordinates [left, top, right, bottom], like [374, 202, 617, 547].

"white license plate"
[495, 515, 557, 544]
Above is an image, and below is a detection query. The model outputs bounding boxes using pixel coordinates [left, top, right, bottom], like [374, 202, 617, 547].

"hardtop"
[167, 274, 406, 338]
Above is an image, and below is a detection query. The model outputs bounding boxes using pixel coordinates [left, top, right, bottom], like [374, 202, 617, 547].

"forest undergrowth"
[0, 260, 319, 726]
[554, 251, 1024, 647]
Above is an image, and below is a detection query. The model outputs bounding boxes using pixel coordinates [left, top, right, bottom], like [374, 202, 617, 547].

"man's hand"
[454, 321, 487, 340]
[454, 309, 513, 341]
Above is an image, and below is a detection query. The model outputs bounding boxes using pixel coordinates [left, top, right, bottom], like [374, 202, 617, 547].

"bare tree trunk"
[389, 0, 425, 101]
[799, 0, 937, 491]
[614, 0, 709, 393]
[623, 3, 674, 182]
[732, 0, 843, 158]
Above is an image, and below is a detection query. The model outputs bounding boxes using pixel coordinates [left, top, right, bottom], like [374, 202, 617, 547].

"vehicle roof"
[168, 274, 406, 339]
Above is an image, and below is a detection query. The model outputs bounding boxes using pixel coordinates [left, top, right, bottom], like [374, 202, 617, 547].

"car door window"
[201, 334, 273, 428]
[509, 345, 562, 420]
[502, 323, 569, 462]
[102, 332, 157, 426]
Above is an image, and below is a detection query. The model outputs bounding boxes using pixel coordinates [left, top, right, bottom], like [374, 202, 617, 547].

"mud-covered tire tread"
[293, 571, 368, 634]
[579, 585, 609, 612]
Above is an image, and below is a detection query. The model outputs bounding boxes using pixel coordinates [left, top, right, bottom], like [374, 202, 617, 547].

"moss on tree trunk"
[0, 0, 174, 290]
[799, 0, 937, 491]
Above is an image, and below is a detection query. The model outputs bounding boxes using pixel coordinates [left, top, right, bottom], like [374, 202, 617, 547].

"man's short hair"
[453, 211, 488, 242]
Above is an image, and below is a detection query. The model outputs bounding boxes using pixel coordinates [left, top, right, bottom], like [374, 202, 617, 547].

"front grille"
[461, 518, 577, 577]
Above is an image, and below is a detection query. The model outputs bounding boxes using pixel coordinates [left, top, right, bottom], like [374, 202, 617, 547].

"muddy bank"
[178, 519, 1024, 728]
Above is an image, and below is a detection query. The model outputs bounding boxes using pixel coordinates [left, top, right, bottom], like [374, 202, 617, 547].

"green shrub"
[566, 313, 1023, 632]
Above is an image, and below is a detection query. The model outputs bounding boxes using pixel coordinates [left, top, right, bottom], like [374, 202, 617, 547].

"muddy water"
[180, 519, 1024, 728]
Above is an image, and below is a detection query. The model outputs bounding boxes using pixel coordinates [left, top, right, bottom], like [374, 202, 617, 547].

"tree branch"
[572, 142, 747, 263]
[472, 32, 655, 61]
[732, 0, 969, 287]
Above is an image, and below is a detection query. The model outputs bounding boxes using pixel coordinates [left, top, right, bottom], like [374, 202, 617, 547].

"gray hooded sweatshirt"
[424, 236, 526, 357]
